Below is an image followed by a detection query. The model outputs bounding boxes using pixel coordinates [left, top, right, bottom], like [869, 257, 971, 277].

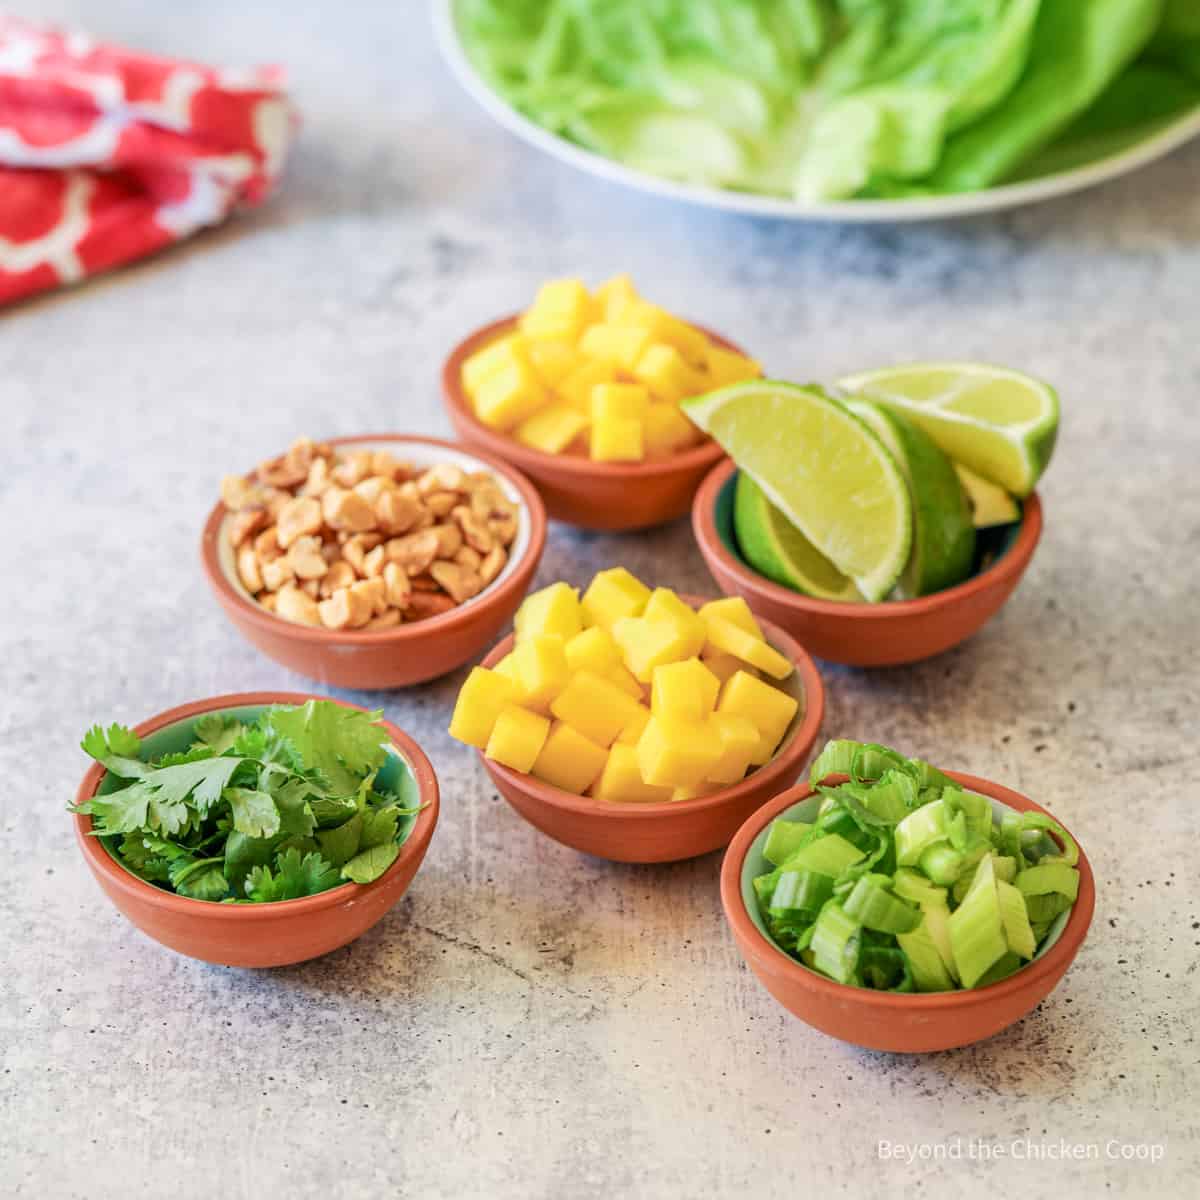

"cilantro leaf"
[245, 848, 341, 901]
[270, 777, 317, 838]
[265, 702, 388, 796]
[192, 714, 244, 755]
[315, 811, 362, 866]
[81, 724, 151, 780]
[226, 788, 280, 838]
[223, 831, 281, 892]
[359, 806, 398, 850]
[168, 854, 230, 901]
[341, 841, 400, 885]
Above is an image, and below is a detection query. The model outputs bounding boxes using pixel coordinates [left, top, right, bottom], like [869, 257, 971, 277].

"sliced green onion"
[897, 916, 956, 992]
[1015, 862, 1080, 902]
[919, 841, 964, 886]
[865, 769, 917, 821]
[1024, 892, 1072, 924]
[948, 856, 1008, 988]
[859, 944, 914, 991]
[975, 951, 1024, 987]
[770, 868, 834, 916]
[808, 738, 861, 784]
[895, 799, 948, 866]
[851, 743, 912, 783]
[843, 874, 921, 934]
[918, 899, 959, 984]
[784, 832, 866, 876]
[892, 867, 948, 907]
[809, 901, 861, 984]
[910, 759, 952, 791]
[763, 819, 813, 866]
[996, 879, 1037, 958]
[1000, 811, 1023, 860]
[1018, 812, 1079, 867]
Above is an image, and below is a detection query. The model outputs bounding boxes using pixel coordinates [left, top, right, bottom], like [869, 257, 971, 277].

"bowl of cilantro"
[71, 693, 439, 967]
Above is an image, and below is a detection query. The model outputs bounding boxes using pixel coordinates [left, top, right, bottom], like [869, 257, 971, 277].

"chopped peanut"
[229, 508, 267, 548]
[454, 546, 482, 570]
[343, 532, 383, 576]
[386, 529, 440, 575]
[237, 546, 263, 593]
[322, 487, 376, 533]
[362, 544, 387, 578]
[383, 561, 412, 607]
[276, 496, 323, 549]
[478, 545, 506, 586]
[276, 583, 321, 626]
[417, 463, 467, 496]
[375, 488, 422, 535]
[320, 561, 357, 597]
[424, 491, 458, 519]
[222, 476, 265, 511]
[260, 556, 296, 592]
[430, 561, 483, 605]
[428, 523, 463, 559]
[452, 505, 494, 554]
[365, 609, 402, 630]
[406, 591, 456, 619]
[254, 526, 283, 562]
[288, 535, 329, 580]
[331, 450, 373, 488]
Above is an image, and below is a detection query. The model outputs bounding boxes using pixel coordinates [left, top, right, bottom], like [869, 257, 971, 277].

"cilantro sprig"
[73, 701, 422, 903]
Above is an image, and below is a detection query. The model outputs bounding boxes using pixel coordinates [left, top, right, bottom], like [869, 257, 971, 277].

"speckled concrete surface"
[2, 3, 1198, 1198]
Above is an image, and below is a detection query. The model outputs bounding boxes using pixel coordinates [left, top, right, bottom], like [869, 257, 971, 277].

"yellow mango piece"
[473, 358, 547, 431]
[633, 343, 706, 404]
[615, 703, 651, 746]
[526, 339, 580, 388]
[485, 706, 551, 773]
[699, 596, 764, 639]
[462, 334, 527, 398]
[514, 582, 582, 643]
[510, 634, 570, 710]
[593, 743, 673, 803]
[643, 402, 701, 460]
[703, 614, 792, 679]
[611, 618, 694, 683]
[706, 712, 760, 784]
[606, 663, 643, 698]
[558, 360, 616, 412]
[643, 588, 706, 659]
[564, 626, 620, 675]
[590, 414, 644, 462]
[671, 780, 723, 802]
[612, 301, 711, 365]
[448, 666, 518, 749]
[550, 670, 643, 748]
[650, 658, 721, 722]
[519, 278, 592, 341]
[636, 715, 722, 788]
[717, 671, 799, 766]
[706, 344, 762, 387]
[515, 403, 588, 455]
[531, 722, 608, 794]
[581, 568, 651, 630]
[700, 647, 751, 685]
[595, 273, 639, 321]
[578, 323, 651, 372]
[591, 382, 650, 423]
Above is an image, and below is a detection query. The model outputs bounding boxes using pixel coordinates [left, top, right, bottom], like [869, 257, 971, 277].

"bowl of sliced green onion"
[720, 739, 1094, 1053]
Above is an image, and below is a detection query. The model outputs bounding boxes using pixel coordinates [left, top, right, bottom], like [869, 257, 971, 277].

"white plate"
[434, 0, 1200, 224]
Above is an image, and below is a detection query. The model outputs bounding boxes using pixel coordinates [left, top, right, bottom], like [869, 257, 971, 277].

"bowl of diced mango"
[442, 275, 761, 531]
[448, 568, 825, 863]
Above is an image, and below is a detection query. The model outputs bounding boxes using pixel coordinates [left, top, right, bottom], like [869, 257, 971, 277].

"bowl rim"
[73, 691, 440, 917]
[442, 314, 737, 480]
[693, 456, 1043, 619]
[199, 433, 548, 645]
[475, 597, 825, 819]
[720, 769, 1095, 1009]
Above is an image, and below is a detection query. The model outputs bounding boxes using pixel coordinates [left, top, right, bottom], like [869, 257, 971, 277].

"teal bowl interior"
[740, 790, 1073, 986]
[92, 704, 420, 892]
[713, 470, 1025, 594]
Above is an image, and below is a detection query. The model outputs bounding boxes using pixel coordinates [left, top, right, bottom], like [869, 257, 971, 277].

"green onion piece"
[851, 743, 912, 783]
[895, 799, 948, 866]
[864, 770, 917, 821]
[950, 787, 993, 842]
[809, 901, 862, 984]
[897, 916, 957, 992]
[948, 856, 1008, 988]
[763, 818, 813, 866]
[946, 808, 970, 851]
[783, 832, 866, 877]
[843, 874, 921, 933]
[950, 847, 1006, 902]
[975, 951, 1024, 987]
[917, 899, 959, 983]
[1018, 812, 1079, 867]
[1015, 862, 1080, 901]
[920, 841, 965, 886]
[1024, 892, 1072, 925]
[996, 879, 1037, 958]
[1000, 811, 1023, 861]
[892, 867, 948, 907]
[910, 759, 952, 791]
[770, 868, 834, 917]
[752, 868, 782, 908]
[808, 739, 862, 784]
[992, 855, 1018, 884]
[859, 944, 914, 991]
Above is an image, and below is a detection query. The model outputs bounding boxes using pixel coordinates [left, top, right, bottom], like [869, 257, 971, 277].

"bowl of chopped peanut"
[200, 435, 547, 688]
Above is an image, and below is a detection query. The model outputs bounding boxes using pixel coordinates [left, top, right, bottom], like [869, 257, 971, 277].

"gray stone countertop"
[2, 3, 1198, 1198]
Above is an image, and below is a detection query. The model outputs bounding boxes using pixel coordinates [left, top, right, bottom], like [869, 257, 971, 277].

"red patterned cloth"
[0, 16, 295, 305]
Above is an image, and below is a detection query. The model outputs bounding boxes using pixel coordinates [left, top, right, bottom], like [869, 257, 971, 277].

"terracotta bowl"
[200, 435, 547, 689]
[692, 458, 1043, 667]
[442, 315, 748, 531]
[476, 601, 825, 863]
[721, 771, 1094, 1052]
[73, 692, 440, 968]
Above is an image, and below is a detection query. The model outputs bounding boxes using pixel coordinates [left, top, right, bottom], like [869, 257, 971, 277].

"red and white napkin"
[0, 16, 295, 306]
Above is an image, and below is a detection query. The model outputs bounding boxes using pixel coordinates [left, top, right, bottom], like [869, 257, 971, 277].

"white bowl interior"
[218, 438, 535, 616]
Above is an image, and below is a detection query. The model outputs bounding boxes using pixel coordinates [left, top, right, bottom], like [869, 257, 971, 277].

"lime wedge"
[733, 473, 863, 602]
[838, 363, 1058, 498]
[954, 464, 1020, 529]
[683, 382, 911, 602]
[846, 399, 976, 598]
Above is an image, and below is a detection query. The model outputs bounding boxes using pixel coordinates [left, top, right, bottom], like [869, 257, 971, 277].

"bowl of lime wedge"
[689, 363, 1052, 666]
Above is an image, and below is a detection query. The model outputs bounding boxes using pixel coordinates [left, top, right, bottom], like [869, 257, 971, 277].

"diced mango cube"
[616, 703, 651, 746]
[634, 344, 706, 404]
[699, 596, 764, 639]
[485, 706, 551, 773]
[613, 301, 711, 365]
[515, 582, 582, 643]
[519, 278, 592, 341]
[515, 403, 588, 455]
[591, 382, 649, 423]
[717, 671, 799, 766]
[473, 358, 548, 431]
[643, 588, 706, 658]
[671, 781, 723, 802]
[706, 344, 762, 387]
[448, 667, 518, 748]
[605, 663, 643, 698]
[581, 568, 651, 630]
[462, 334, 527, 398]
[636, 716, 722, 788]
[643, 403, 701, 459]
[706, 712, 760, 784]
[579, 323, 651, 372]
[510, 634, 570, 709]
[564, 626, 620, 675]
[531, 722, 608, 794]
[526, 339, 579, 387]
[558, 360, 616, 412]
[651, 659, 720, 722]
[492, 652, 530, 701]
[700, 647, 750, 685]
[612, 618, 694, 683]
[595, 274, 639, 321]
[591, 415, 644, 462]
[549, 670, 643, 748]
[703, 614, 792, 679]
[593, 743, 673, 803]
